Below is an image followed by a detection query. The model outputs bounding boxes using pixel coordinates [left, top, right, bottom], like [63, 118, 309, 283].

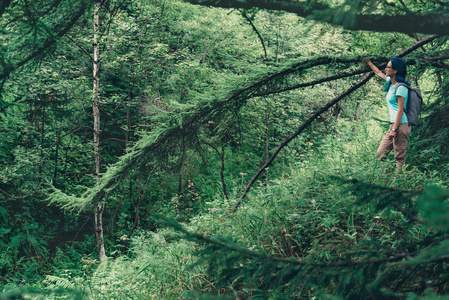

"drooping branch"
[254, 52, 449, 97]
[232, 34, 439, 212]
[239, 9, 268, 60]
[254, 67, 369, 97]
[184, 0, 449, 36]
[64, 34, 95, 62]
[0, 0, 91, 81]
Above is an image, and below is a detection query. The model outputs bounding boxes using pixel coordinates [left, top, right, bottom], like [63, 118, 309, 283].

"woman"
[362, 57, 410, 169]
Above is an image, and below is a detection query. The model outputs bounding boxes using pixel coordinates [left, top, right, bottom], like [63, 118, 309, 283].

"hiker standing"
[362, 57, 410, 169]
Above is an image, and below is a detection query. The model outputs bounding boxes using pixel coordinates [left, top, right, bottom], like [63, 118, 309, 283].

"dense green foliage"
[1, 0, 449, 299]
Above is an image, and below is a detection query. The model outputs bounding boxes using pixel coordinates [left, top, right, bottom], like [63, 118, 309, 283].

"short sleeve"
[396, 85, 408, 98]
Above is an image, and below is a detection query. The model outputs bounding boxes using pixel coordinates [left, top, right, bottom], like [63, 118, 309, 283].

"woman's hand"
[389, 130, 396, 140]
[362, 57, 386, 79]
[361, 57, 370, 64]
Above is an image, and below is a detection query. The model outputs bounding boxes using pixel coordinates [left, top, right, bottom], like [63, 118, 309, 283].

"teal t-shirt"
[385, 77, 408, 123]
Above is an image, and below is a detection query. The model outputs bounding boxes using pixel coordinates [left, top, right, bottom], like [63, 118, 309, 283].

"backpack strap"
[394, 83, 409, 107]
[394, 82, 409, 96]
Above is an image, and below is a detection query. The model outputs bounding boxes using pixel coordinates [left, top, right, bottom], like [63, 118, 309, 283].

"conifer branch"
[0, 0, 90, 81]
[342, 178, 423, 223]
[0, 188, 23, 199]
[184, 0, 449, 35]
[391, 202, 422, 224]
[254, 53, 449, 97]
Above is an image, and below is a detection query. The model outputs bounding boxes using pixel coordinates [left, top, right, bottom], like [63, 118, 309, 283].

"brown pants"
[376, 123, 411, 169]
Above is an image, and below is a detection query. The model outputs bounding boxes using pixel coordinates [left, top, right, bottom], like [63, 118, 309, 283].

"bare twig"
[64, 34, 95, 62]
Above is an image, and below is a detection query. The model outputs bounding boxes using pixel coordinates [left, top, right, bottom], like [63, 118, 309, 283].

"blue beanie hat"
[384, 57, 410, 91]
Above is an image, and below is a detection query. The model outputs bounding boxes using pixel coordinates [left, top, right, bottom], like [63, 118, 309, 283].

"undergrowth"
[2, 115, 447, 299]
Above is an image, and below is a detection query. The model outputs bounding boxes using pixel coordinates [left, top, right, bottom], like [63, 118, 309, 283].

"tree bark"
[92, 1, 106, 262]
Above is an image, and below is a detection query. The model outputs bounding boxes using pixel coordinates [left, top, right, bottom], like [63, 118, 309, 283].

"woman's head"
[389, 57, 407, 83]
[384, 57, 410, 91]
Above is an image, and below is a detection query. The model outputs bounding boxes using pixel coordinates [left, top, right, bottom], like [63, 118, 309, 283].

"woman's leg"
[393, 123, 411, 168]
[376, 127, 394, 162]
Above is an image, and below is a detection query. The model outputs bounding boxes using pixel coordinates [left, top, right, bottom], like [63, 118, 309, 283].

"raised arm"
[361, 58, 386, 80]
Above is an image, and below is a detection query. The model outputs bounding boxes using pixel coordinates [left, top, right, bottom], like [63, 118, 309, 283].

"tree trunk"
[178, 140, 186, 196]
[219, 145, 229, 200]
[354, 102, 360, 121]
[92, 1, 106, 262]
[262, 106, 271, 184]
[127, 166, 156, 239]
[352, 101, 360, 136]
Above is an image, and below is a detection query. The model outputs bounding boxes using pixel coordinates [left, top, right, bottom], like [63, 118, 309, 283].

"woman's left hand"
[389, 130, 396, 140]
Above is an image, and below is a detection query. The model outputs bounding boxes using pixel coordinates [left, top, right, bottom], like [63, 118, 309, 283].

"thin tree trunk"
[34, 100, 39, 132]
[109, 188, 124, 233]
[126, 105, 130, 145]
[109, 105, 131, 232]
[92, 2, 106, 262]
[53, 131, 61, 180]
[354, 102, 360, 121]
[127, 166, 156, 239]
[204, 141, 229, 199]
[437, 74, 442, 86]
[262, 106, 271, 184]
[133, 172, 143, 209]
[352, 101, 360, 136]
[41, 103, 45, 145]
[161, 168, 170, 201]
[178, 141, 186, 196]
[334, 103, 342, 122]
[219, 145, 229, 200]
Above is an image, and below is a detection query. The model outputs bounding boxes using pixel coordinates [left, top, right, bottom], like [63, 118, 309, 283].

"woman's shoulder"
[395, 84, 409, 97]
